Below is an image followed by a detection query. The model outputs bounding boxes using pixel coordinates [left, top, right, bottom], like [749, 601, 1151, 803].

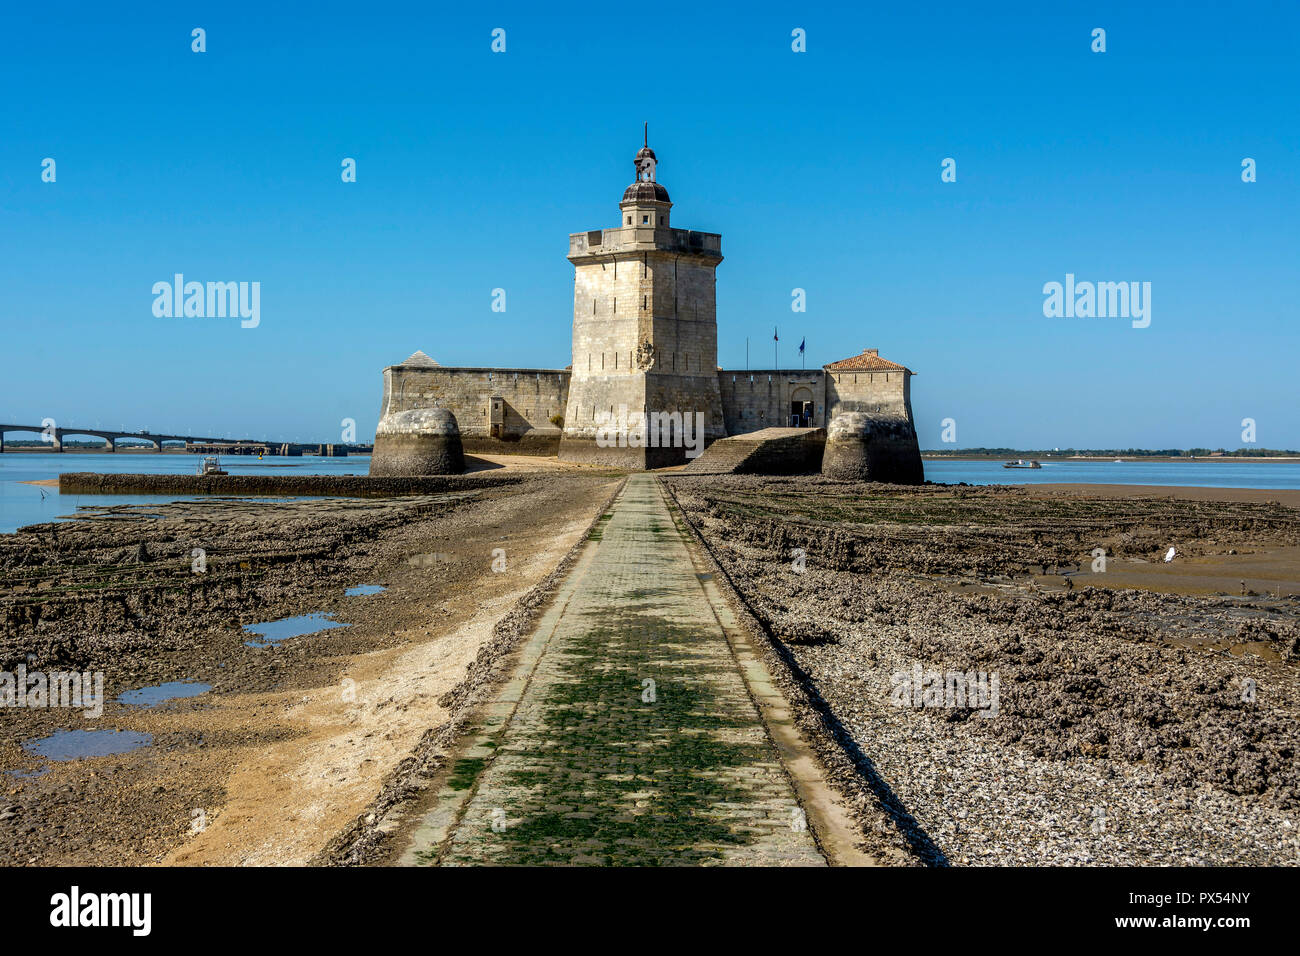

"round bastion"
[369, 408, 465, 476]
[821, 411, 924, 484]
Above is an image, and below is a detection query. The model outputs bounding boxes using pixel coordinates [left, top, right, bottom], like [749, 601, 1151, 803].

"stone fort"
[370, 134, 922, 482]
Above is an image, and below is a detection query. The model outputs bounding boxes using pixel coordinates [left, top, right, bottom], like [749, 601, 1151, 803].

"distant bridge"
[0, 424, 371, 457]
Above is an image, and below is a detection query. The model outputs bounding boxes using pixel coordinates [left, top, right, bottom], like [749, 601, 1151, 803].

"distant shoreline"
[922, 455, 1300, 463]
[0, 447, 359, 456]
[8, 448, 1296, 462]
[0, 447, 193, 454]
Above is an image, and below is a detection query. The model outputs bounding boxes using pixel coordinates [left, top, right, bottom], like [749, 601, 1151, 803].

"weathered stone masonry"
[376, 353, 567, 456]
[369, 137, 923, 481]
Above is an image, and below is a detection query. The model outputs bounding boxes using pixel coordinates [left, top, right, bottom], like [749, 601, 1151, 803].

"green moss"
[446, 757, 488, 792]
[491, 610, 769, 865]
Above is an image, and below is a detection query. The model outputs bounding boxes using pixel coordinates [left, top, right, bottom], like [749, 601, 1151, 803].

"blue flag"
[799, 338, 805, 353]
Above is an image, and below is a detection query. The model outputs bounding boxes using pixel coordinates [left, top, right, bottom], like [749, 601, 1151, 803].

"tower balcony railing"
[569, 227, 722, 257]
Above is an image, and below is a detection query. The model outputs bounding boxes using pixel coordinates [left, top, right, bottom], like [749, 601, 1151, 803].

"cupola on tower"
[620, 127, 672, 230]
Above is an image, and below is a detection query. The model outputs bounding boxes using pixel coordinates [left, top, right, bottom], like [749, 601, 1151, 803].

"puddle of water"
[22, 729, 153, 761]
[243, 612, 347, 648]
[1229, 641, 1282, 662]
[117, 680, 212, 708]
[345, 584, 386, 597]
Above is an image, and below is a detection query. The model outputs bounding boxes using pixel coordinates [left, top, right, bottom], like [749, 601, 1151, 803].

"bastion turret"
[820, 349, 923, 483]
[369, 355, 466, 475]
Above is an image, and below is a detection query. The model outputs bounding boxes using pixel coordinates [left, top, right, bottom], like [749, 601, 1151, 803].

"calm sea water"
[922, 458, 1300, 489]
[3, 452, 1298, 536]
[0, 452, 371, 534]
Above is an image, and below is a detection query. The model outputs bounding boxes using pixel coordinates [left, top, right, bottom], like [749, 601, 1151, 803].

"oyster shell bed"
[666, 476, 1300, 865]
[0, 492, 482, 680]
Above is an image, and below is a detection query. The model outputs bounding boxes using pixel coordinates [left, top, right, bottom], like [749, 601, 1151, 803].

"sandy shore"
[462, 452, 600, 472]
[0, 474, 619, 865]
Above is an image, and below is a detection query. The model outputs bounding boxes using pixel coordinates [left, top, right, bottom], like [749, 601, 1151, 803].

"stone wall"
[368, 360, 922, 479]
[822, 413, 924, 484]
[719, 370, 826, 434]
[561, 223, 726, 466]
[380, 365, 568, 455]
[825, 368, 911, 419]
[822, 370, 923, 483]
[645, 257, 726, 448]
[370, 407, 465, 476]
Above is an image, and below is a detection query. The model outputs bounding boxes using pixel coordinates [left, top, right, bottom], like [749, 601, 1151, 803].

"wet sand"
[1021, 484, 1300, 598]
[462, 453, 601, 472]
[1030, 483, 1300, 507]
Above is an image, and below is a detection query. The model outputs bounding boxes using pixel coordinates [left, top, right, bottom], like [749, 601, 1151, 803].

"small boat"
[1003, 459, 1042, 469]
[197, 455, 227, 476]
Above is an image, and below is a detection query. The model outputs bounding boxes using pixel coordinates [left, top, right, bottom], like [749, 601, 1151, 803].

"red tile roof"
[824, 348, 913, 373]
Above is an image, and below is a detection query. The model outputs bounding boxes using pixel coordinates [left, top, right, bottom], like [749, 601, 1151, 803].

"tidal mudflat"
[0, 472, 619, 865]
[7, 467, 1297, 868]
[664, 476, 1300, 865]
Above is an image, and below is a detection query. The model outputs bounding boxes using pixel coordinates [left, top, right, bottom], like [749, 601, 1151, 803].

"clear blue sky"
[1, 1, 1296, 448]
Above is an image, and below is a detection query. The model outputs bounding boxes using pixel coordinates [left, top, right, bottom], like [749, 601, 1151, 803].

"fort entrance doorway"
[790, 387, 815, 427]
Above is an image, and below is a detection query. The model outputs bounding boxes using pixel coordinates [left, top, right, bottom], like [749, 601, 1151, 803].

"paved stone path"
[405, 474, 825, 866]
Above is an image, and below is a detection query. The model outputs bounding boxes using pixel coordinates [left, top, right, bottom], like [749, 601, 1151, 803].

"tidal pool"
[243, 612, 347, 648]
[117, 681, 212, 708]
[22, 729, 153, 761]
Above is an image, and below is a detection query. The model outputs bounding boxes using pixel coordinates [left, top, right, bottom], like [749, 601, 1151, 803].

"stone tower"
[558, 130, 726, 468]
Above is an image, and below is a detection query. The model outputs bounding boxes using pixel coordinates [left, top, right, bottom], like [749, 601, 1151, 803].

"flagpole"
[746, 337, 749, 370]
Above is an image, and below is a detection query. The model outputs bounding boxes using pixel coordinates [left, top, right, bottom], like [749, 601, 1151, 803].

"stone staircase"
[681, 427, 826, 475]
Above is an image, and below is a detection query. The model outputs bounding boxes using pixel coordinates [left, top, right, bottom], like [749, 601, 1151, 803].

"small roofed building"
[824, 348, 915, 419]
[821, 349, 922, 484]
